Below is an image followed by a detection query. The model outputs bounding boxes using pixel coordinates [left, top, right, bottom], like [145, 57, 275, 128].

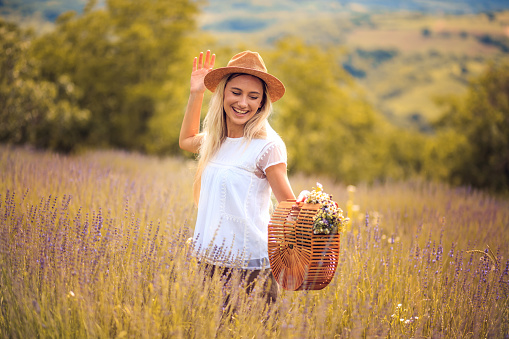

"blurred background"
[1, 0, 508, 192]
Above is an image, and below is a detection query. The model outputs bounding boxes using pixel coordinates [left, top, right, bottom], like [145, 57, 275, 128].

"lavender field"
[1, 145, 508, 338]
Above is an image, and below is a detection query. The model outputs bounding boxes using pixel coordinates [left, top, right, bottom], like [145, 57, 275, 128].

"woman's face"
[223, 74, 264, 138]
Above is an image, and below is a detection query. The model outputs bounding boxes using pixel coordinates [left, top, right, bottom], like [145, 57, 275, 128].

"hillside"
[200, 5, 509, 129]
[2, 0, 509, 128]
[2, 0, 508, 31]
[343, 11, 509, 128]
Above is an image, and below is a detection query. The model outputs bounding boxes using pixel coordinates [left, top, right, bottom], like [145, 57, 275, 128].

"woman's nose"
[238, 96, 248, 107]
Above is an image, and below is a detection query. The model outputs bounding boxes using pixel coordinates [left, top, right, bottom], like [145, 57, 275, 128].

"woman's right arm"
[179, 50, 215, 153]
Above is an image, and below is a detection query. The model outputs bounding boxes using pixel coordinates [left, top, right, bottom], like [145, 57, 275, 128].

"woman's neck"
[226, 126, 244, 138]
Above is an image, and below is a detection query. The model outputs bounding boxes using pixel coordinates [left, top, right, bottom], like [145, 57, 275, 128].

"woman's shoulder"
[255, 123, 286, 159]
[243, 123, 285, 155]
[265, 123, 285, 145]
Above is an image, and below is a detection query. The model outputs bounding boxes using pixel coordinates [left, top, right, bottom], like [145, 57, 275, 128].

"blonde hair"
[193, 73, 273, 204]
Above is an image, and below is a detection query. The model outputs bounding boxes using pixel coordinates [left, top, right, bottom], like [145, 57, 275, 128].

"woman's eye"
[250, 96, 259, 100]
[232, 91, 240, 95]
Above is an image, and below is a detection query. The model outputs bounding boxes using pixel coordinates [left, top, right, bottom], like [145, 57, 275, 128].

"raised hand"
[190, 50, 215, 94]
[180, 50, 215, 153]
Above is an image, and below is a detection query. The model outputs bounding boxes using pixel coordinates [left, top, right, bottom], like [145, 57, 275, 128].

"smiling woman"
[222, 74, 265, 137]
[178, 50, 299, 307]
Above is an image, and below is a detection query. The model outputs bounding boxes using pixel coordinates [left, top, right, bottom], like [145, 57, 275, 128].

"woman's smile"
[232, 107, 249, 115]
[223, 74, 264, 137]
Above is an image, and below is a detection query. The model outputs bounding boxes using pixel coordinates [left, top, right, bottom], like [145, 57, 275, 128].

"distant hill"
[2, 0, 509, 130]
[203, 0, 509, 17]
[198, 3, 509, 130]
[1, 0, 508, 25]
[0, 0, 87, 22]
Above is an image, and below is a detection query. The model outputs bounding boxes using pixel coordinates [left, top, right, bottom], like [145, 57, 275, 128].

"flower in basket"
[304, 183, 349, 235]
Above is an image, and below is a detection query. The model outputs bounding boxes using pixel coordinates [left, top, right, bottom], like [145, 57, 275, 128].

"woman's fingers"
[192, 56, 197, 72]
[209, 53, 216, 70]
[203, 50, 210, 68]
[197, 51, 204, 69]
[296, 190, 310, 203]
[203, 50, 215, 69]
[193, 51, 214, 73]
[205, 50, 216, 69]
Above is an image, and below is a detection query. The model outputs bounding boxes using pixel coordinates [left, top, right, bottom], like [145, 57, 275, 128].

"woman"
[179, 50, 296, 303]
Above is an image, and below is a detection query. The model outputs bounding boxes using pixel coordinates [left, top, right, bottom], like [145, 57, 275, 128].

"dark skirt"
[205, 264, 279, 306]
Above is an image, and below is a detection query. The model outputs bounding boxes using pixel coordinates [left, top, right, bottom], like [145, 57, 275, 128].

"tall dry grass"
[1, 145, 508, 338]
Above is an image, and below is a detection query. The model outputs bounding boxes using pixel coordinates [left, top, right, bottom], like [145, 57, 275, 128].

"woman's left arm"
[265, 163, 296, 203]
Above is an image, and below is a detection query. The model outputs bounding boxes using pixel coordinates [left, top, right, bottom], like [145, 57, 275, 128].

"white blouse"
[193, 124, 287, 269]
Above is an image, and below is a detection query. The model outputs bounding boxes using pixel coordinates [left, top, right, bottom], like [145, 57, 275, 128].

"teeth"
[233, 107, 248, 114]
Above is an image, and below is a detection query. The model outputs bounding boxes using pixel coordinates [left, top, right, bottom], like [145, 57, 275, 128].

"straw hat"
[204, 51, 285, 102]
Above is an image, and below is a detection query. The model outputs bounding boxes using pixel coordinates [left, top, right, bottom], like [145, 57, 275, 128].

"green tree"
[30, 0, 201, 152]
[0, 19, 89, 152]
[433, 61, 509, 192]
[266, 38, 401, 184]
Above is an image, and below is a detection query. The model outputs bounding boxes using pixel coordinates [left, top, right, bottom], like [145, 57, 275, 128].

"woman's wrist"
[189, 88, 206, 96]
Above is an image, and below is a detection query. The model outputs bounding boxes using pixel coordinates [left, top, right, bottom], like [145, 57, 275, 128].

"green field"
[1, 145, 508, 337]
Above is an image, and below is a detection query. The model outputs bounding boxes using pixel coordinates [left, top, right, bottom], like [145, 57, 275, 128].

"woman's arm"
[179, 91, 205, 153]
[179, 50, 215, 153]
[265, 163, 296, 203]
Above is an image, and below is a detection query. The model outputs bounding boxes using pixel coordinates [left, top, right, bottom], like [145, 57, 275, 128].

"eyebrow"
[230, 86, 262, 95]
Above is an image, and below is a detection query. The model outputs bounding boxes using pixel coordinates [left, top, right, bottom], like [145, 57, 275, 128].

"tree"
[265, 38, 401, 184]
[0, 19, 89, 152]
[433, 61, 509, 192]
[29, 0, 201, 152]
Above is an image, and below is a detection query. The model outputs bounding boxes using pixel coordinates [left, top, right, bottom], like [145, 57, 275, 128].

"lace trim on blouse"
[255, 141, 287, 178]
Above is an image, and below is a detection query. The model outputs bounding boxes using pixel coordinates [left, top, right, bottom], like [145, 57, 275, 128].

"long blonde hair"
[193, 73, 273, 204]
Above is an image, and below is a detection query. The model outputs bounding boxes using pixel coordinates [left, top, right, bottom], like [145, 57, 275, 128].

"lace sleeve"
[256, 140, 288, 175]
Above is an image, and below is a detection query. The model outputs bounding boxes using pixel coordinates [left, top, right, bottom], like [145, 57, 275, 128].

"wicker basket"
[268, 200, 341, 291]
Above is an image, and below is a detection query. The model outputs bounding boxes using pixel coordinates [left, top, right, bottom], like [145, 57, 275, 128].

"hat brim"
[204, 66, 285, 103]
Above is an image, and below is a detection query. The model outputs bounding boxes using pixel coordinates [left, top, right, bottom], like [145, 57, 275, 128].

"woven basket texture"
[268, 200, 341, 291]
